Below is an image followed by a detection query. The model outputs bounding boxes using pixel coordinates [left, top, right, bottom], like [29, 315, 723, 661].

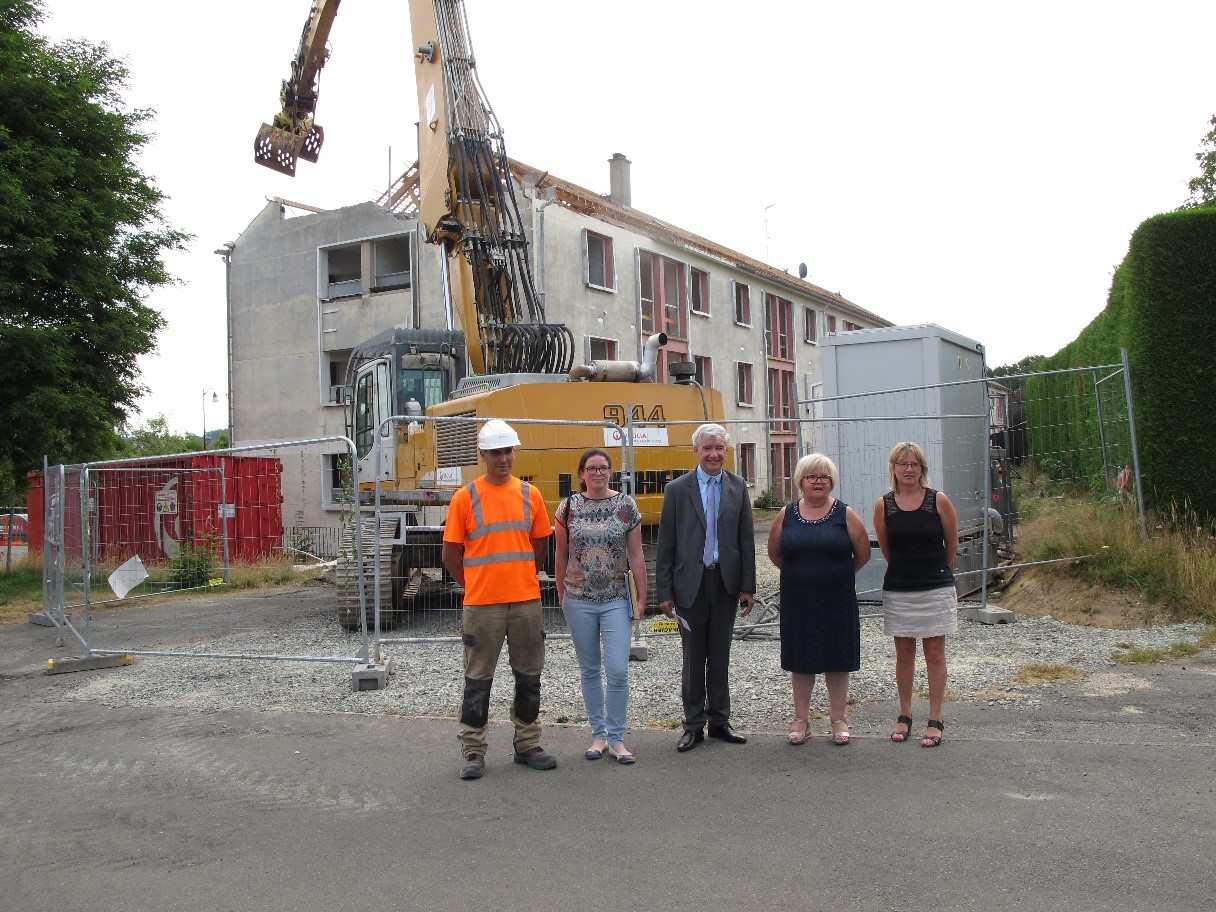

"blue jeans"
[562, 596, 632, 744]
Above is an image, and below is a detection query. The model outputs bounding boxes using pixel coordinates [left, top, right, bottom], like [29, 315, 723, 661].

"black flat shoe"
[608, 744, 636, 764]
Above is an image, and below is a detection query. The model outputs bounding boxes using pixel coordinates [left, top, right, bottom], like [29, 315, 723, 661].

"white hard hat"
[477, 418, 521, 450]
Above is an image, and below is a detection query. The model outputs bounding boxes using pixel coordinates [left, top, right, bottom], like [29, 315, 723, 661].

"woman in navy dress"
[767, 454, 871, 746]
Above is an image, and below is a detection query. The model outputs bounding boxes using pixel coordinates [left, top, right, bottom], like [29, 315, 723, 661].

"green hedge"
[1026, 208, 1216, 519]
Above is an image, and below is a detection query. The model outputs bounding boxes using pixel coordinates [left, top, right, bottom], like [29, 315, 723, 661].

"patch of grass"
[1014, 478, 1216, 624]
[1112, 646, 1165, 665]
[1010, 663, 1086, 685]
[0, 553, 323, 626]
[1168, 641, 1201, 658]
[1110, 640, 1201, 665]
[0, 560, 42, 625]
[1112, 638, 1213, 665]
[227, 557, 323, 589]
[914, 687, 959, 702]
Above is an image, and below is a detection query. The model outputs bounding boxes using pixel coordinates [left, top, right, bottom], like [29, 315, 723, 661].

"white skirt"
[882, 586, 958, 638]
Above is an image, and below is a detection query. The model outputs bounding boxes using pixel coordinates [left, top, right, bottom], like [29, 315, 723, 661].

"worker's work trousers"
[458, 599, 545, 758]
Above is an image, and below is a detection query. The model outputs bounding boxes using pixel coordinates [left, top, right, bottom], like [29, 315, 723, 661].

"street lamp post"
[202, 388, 218, 450]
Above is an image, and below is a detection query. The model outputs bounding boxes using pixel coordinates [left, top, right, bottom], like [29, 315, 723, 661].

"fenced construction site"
[29, 355, 1141, 687]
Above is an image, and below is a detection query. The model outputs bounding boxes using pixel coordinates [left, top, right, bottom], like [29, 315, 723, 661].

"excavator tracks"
[335, 516, 397, 632]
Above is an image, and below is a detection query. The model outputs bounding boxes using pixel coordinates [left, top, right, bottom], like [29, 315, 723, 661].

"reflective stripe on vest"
[462, 481, 535, 567]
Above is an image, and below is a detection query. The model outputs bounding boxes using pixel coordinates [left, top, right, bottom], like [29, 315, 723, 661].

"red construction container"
[26, 455, 283, 563]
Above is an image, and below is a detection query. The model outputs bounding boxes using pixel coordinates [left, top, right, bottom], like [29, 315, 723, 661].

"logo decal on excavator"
[603, 404, 665, 424]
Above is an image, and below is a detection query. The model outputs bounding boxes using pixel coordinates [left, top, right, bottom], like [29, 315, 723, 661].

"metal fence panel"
[38, 437, 373, 668]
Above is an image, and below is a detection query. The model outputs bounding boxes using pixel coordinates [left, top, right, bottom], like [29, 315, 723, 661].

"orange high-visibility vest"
[444, 476, 551, 605]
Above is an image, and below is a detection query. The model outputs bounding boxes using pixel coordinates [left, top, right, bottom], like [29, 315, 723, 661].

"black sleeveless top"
[881, 488, 954, 592]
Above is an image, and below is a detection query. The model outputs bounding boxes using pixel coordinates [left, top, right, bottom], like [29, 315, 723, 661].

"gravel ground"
[46, 579, 1210, 737]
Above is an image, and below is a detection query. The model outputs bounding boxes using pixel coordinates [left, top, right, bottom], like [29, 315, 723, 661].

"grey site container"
[816, 324, 990, 600]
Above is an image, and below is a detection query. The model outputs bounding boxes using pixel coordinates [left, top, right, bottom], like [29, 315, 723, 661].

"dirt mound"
[990, 565, 1162, 629]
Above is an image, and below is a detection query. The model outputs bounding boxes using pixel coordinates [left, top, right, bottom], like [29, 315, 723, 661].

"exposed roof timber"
[375, 161, 421, 216]
[271, 196, 327, 214]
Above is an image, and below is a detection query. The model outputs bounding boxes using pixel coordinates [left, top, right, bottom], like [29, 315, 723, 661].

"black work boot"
[459, 755, 485, 780]
[512, 746, 557, 770]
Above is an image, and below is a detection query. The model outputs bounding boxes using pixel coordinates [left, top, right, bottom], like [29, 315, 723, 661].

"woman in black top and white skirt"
[873, 442, 959, 748]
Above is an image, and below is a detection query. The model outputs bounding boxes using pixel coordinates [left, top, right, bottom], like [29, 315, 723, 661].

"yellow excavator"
[256, 0, 727, 626]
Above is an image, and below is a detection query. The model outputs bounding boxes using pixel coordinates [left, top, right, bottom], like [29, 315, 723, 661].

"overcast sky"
[37, 0, 1216, 436]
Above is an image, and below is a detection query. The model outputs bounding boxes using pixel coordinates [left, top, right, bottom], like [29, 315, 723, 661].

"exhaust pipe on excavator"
[568, 332, 667, 383]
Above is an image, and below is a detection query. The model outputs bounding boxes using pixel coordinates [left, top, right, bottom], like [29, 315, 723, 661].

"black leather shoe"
[708, 724, 748, 744]
[676, 729, 704, 752]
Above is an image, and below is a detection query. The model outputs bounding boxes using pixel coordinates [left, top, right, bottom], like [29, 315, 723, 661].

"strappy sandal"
[830, 719, 851, 746]
[788, 719, 809, 746]
[921, 719, 945, 748]
[890, 715, 913, 743]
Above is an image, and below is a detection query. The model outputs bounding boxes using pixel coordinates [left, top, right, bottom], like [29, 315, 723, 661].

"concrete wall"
[228, 201, 442, 531]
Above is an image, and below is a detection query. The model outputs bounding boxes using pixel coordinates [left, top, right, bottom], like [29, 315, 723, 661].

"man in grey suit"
[657, 423, 756, 751]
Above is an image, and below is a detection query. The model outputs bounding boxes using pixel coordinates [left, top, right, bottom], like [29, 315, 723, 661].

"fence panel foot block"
[46, 654, 134, 675]
[352, 657, 393, 691]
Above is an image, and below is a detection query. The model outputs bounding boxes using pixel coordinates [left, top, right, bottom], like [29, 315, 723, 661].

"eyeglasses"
[894, 462, 922, 470]
[802, 474, 832, 484]
[583, 465, 612, 474]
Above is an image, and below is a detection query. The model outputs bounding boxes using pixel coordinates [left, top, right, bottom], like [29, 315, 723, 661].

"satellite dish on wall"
[798, 263, 808, 279]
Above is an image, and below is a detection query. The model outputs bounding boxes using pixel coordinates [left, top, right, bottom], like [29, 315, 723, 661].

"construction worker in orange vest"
[442, 419, 556, 781]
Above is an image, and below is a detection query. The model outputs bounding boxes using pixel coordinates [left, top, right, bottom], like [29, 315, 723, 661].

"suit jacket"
[656, 468, 756, 607]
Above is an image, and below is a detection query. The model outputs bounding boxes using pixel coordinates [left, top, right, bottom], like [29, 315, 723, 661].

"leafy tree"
[987, 354, 1047, 393]
[122, 415, 202, 457]
[1182, 114, 1216, 210]
[0, 1, 188, 497]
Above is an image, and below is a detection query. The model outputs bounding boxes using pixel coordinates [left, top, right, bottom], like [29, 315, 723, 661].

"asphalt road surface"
[2, 601, 1214, 912]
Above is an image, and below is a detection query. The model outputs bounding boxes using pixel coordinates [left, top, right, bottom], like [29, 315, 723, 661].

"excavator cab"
[347, 328, 466, 488]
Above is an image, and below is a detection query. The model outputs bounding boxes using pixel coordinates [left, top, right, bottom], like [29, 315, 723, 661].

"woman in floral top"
[555, 448, 647, 764]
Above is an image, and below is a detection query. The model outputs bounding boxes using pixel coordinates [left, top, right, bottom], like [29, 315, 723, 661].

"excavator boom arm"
[255, 0, 574, 374]
[253, 0, 342, 176]
[408, 0, 573, 375]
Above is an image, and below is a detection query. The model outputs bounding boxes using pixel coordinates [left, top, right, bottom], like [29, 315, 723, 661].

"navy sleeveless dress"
[778, 499, 861, 674]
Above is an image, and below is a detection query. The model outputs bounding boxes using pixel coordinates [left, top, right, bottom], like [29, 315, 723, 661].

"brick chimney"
[608, 153, 632, 207]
